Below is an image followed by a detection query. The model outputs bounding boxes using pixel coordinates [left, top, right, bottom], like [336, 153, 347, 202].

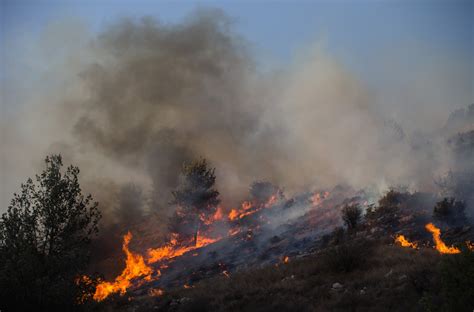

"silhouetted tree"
[168, 159, 219, 245]
[341, 203, 362, 231]
[433, 197, 466, 225]
[0, 155, 101, 310]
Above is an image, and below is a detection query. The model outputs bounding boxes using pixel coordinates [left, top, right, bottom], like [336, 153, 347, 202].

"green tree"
[0, 155, 101, 310]
[168, 159, 220, 245]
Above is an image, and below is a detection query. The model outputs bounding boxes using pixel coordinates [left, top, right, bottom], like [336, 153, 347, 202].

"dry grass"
[122, 241, 443, 312]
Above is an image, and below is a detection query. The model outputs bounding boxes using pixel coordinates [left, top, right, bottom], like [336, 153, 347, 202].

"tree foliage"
[168, 159, 220, 245]
[0, 155, 101, 310]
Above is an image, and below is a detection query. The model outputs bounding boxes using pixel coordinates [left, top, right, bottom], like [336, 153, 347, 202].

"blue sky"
[2, 0, 472, 67]
[1, 0, 473, 116]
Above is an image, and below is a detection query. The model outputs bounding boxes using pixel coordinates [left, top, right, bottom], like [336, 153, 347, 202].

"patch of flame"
[425, 223, 461, 254]
[466, 241, 474, 251]
[149, 288, 164, 296]
[148, 232, 219, 264]
[227, 195, 280, 221]
[93, 232, 153, 301]
[395, 234, 418, 249]
[283, 256, 289, 263]
[311, 191, 330, 207]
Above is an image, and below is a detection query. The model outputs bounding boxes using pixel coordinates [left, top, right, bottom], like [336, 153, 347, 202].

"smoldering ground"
[2, 8, 473, 224]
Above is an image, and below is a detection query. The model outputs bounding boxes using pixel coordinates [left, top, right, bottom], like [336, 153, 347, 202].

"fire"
[149, 288, 164, 296]
[228, 201, 256, 221]
[148, 232, 219, 264]
[202, 206, 224, 225]
[311, 191, 330, 207]
[283, 256, 289, 263]
[213, 206, 223, 220]
[395, 234, 418, 249]
[93, 232, 153, 301]
[466, 241, 474, 251]
[227, 194, 280, 221]
[228, 209, 239, 221]
[264, 195, 278, 208]
[90, 194, 283, 302]
[228, 228, 241, 236]
[425, 223, 461, 254]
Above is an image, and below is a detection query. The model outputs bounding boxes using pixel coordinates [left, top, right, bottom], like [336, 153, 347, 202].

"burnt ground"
[89, 189, 474, 312]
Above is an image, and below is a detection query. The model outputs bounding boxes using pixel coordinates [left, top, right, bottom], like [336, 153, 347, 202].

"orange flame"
[149, 288, 164, 296]
[283, 256, 289, 263]
[466, 241, 474, 251]
[148, 232, 219, 264]
[227, 194, 280, 221]
[395, 234, 418, 249]
[93, 232, 153, 301]
[213, 206, 223, 220]
[90, 193, 285, 301]
[425, 223, 461, 254]
[311, 191, 330, 207]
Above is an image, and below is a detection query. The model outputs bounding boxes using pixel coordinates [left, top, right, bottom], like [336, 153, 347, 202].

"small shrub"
[438, 247, 474, 311]
[324, 238, 373, 273]
[433, 197, 466, 224]
[341, 204, 362, 230]
[378, 189, 405, 208]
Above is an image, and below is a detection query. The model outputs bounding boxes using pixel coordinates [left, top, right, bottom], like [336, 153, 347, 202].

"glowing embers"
[425, 223, 461, 254]
[395, 234, 418, 249]
[311, 191, 330, 207]
[93, 232, 153, 301]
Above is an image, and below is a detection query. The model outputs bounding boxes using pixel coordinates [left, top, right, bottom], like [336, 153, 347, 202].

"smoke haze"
[1, 9, 473, 219]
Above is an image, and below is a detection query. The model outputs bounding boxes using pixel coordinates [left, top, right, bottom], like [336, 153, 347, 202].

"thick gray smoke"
[1, 9, 472, 220]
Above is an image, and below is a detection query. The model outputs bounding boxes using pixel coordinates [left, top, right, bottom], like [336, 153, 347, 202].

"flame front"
[425, 223, 461, 254]
[93, 232, 153, 301]
[148, 232, 219, 264]
[90, 193, 283, 302]
[395, 234, 418, 249]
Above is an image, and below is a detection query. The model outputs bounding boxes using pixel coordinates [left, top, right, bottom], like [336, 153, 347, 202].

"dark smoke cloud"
[1, 8, 473, 220]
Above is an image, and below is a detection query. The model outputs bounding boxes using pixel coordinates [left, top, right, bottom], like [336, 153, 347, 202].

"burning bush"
[168, 159, 220, 245]
[341, 203, 362, 231]
[0, 155, 101, 310]
[433, 197, 467, 225]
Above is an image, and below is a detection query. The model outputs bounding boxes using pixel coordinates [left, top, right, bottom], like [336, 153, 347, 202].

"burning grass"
[124, 242, 448, 312]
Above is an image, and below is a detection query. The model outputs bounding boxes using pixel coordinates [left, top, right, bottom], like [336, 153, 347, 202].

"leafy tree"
[341, 203, 362, 231]
[0, 155, 101, 310]
[168, 159, 220, 245]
